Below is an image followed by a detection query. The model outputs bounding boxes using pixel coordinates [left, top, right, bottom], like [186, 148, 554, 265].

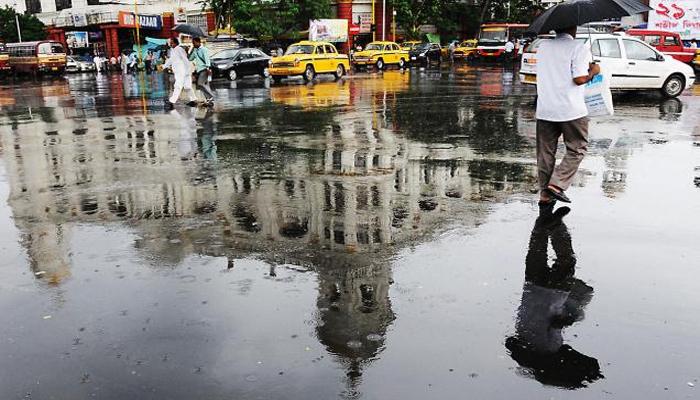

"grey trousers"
[536, 117, 589, 191]
[195, 70, 215, 101]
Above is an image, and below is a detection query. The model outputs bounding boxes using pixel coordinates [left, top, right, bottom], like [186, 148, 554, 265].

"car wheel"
[303, 65, 316, 82]
[228, 69, 238, 81]
[272, 76, 284, 84]
[333, 64, 345, 80]
[398, 58, 406, 69]
[661, 74, 684, 98]
[376, 58, 384, 71]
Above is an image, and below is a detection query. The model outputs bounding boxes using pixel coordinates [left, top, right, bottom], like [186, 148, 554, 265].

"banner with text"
[118, 11, 163, 30]
[648, 0, 700, 39]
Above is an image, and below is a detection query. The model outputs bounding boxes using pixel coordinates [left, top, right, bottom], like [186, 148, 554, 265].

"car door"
[431, 44, 441, 60]
[591, 38, 627, 89]
[621, 39, 664, 89]
[324, 44, 338, 71]
[312, 45, 326, 72]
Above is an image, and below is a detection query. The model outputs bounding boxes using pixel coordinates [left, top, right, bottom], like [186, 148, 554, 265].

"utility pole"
[382, 0, 386, 41]
[13, 2, 22, 42]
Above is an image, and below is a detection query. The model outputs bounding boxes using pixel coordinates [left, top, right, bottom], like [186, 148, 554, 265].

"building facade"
[1, 0, 215, 58]
[332, 0, 395, 49]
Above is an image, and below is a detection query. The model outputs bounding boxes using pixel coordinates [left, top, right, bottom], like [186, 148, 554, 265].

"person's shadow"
[505, 206, 603, 389]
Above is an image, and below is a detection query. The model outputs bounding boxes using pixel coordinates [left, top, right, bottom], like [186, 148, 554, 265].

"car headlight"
[268, 60, 272, 66]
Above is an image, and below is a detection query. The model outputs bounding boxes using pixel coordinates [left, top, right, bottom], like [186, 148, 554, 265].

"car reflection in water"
[506, 207, 603, 389]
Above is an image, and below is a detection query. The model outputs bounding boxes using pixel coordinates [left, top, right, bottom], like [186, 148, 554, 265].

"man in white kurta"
[163, 37, 196, 107]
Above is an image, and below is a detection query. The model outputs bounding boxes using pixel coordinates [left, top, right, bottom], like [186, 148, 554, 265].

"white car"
[520, 33, 696, 98]
[66, 56, 96, 73]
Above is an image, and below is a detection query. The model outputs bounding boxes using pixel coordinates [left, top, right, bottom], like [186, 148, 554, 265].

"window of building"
[55, 0, 72, 11]
[25, 0, 41, 14]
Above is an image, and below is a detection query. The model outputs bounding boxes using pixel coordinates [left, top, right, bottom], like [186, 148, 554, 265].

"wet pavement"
[0, 68, 699, 399]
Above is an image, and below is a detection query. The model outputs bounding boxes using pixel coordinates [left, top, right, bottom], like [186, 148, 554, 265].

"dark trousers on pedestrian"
[536, 117, 589, 191]
[196, 70, 215, 102]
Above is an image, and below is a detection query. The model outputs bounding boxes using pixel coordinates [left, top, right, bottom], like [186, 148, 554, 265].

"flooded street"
[1, 68, 699, 399]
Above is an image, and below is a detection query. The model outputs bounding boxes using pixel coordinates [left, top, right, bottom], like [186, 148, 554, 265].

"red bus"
[7, 40, 67, 75]
[476, 23, 529, 61]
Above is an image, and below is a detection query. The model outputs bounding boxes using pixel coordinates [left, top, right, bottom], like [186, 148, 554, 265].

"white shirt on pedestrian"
[536, 33, 592, 122]
[505, 41, 515, 53]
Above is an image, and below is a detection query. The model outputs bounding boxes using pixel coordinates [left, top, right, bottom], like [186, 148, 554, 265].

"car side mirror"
[656, 53, 665, 61]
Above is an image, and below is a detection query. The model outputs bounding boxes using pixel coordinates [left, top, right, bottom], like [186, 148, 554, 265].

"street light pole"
[16, 13, 23, 42]
[382, 0, 386, 41]
[13, 2, 22, 42]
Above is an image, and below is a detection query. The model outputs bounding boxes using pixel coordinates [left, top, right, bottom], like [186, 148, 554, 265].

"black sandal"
[545, 187, 571, 203]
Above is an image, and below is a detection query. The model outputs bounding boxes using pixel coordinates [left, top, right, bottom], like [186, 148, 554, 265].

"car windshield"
[285, 45, 314, 55]
[415, 43, 431, 50]
[365, 44, 383, 50]
[404, 43, 421, 50]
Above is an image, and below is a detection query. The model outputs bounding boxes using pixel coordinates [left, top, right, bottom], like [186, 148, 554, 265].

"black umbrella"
[527, 0, 652, 34]
[172, 23, 207, 38]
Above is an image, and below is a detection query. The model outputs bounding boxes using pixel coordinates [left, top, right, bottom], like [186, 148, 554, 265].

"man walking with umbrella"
[535, 26, 599, 204]
[189, 37, 215, 106]
[527, 0, 651, 204]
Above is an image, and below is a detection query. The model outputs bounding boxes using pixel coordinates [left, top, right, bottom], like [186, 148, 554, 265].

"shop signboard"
[649, 0, 700, 39]
[66, 31, 89, 48]
[176, 7, 187, 24]
[118, 11, 163, 30]
[353, 13, 372, 34]
[88, 31, 103, 41]
[72, 13, 88, 27]
[309, 19, 348, 42]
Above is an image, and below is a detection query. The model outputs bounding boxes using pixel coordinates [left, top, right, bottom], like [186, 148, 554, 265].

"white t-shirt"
[536, 33, 592, 122]
[505, 41, 515, 53]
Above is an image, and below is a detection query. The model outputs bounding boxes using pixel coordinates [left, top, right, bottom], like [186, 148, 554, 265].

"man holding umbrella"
[535, 26, 599, 204]
[528, 0, 651, 204]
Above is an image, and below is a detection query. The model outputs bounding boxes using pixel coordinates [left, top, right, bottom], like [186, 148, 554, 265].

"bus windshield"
[38, 43, 65, 54]
[479, 28, 507, 44]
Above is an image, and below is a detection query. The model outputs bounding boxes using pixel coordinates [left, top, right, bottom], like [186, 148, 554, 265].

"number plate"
[411, 57, 417, 60]
[523, 74, 537, 83]
[51, 67, 58, 71]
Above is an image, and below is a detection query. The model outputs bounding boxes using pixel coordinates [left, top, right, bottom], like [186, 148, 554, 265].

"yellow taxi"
[452, 39, 478, 61]
[693, 49, 700, 73]
[352, 41, 409, 71]
[400, 41, 421, 51]
[269, 41, 350, 83]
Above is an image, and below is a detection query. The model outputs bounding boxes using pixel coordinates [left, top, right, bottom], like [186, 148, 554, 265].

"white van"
[519, 33, 696, 98]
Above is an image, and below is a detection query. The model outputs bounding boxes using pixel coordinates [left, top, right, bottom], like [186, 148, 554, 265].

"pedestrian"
[120, 52, 128, 74]
[504, 39, 515, 63]
[110, 55, 117, 72]
[163, 37, 197, 109]
[535, 26, 600, 204]
[188, 37, 215, 106]
[448, 41, 456, 62]
[144, 51, 151, 73]
[128, 52, 138, 73]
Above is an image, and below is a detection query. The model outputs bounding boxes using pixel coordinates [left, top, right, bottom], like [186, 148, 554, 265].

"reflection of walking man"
[506, 207, 602, 389]
[536, 26, 600, 204]
[189, 37, 215, 106]
[163, 37, 197, 108]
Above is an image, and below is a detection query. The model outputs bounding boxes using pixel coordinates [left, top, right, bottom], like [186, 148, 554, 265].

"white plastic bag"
[584, 73, 614, 117]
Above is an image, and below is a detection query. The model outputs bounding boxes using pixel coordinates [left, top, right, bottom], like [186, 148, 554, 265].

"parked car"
[694, 50, 700, 72]
[268, 41, 349, 83]
[408, 42, 442, 66]
[519, 33, 695, 98]
[352, 41, 409, 71]
[626, 29, 696, 64]
[211, 47, 271, 80]
[452, 39, 478, 62]
[66, 56, 95, 73]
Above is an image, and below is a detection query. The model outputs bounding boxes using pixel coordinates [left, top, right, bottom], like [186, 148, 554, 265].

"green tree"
[390, 0, 461, 40]
[0, 6, 47, 42]
[199, 0, 331, 38]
